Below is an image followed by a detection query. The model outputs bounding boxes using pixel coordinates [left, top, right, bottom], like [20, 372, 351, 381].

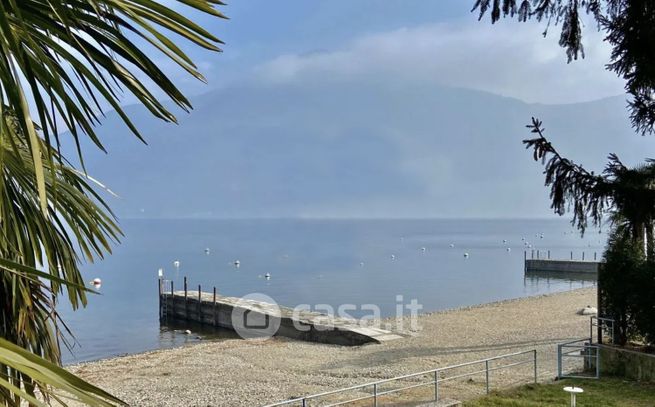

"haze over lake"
[60, 218, 602, 364]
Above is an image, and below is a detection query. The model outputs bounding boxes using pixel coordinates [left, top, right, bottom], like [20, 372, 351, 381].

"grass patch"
[464, 378, 655, 406]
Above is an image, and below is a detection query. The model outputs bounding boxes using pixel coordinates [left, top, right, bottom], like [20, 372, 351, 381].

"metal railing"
[264, 349, 538, 406]
[557, 338, 599, 379]
[590, 316, 614, 344]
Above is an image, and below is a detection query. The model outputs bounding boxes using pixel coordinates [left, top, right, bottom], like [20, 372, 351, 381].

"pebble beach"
[68, 287, 596, 406]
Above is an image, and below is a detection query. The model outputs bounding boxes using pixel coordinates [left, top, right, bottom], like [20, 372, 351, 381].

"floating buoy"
[264, 272, 271, 280]
[506, 248, 511, 252]
[234, 260, 240, 268]
[359, 262, 365, 267]
[204, 248, 211, 255]
[449, 243, 455, 248]
[540, 234, 544, 239]
[463, 253, 469, 258]
[390, 254, 396, 260]
[421, 247, 426, 252]
[502, 239, 507, 244]
[184, 329, 192, 335]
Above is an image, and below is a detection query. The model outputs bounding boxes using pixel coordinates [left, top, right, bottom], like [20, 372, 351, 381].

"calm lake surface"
[59, 218, 604, 364]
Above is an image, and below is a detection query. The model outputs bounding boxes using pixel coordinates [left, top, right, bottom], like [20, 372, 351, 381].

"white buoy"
[264, 272, 271, 280]
[540, 233, 544, 239]
[502, 239, 507, 244]
[234, 260, 240, 268]
[449, 243, 455, 248]
[421, 247, 426, 252]
[390, 254, 396, 260]
[184, 329, 192, 335]
[359, 262, 365, 267]
[463, 253, 469, 258]
[506, 247, 511, 252]
[205, 248, 211, 255]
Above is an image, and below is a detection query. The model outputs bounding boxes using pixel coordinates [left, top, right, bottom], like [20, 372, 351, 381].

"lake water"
[59, 218, 604, 364]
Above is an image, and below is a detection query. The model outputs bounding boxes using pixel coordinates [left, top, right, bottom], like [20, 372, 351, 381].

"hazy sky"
[79, 1, 651, 220]
[157, 0, 624, 105]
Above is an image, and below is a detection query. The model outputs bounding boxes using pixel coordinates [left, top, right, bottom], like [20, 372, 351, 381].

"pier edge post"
[184, 276, 188, 319]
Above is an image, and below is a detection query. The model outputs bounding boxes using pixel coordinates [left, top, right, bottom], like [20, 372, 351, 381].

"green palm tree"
[0, 1, 225, 405]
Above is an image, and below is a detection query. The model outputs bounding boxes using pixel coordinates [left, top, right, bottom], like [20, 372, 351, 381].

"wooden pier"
[158, 278, 402, 346]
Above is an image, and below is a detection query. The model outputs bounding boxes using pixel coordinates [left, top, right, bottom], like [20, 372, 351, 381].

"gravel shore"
[68, 288, 596, 406]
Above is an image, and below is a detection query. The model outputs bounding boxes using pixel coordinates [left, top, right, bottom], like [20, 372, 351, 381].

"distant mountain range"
[67, 79, 653, 219]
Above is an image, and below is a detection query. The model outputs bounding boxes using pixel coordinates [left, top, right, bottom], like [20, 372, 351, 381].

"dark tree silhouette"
[524, 117, 655, 257]
[473, 0, 655, 136]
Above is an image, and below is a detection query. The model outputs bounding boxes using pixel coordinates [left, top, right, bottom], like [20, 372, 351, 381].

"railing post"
[571, 251, 573, 260]
[590, 317, 594, 343]
[171, 280, 175, 317]
[595, 345, 600, 379]
[485, 360, 490, 394]
[582, 251, 585, 261]
[548, 250, 551, 259]
[533, 350, 538, 383]
[373, 383, 378, 407]
[301, 399, 307, 407]
[537, 249, 540, 259]
[557, 344, 562, 379]
[434, 370, 439, 401]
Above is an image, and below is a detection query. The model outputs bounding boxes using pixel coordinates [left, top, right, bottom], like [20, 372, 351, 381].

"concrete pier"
[159, 283, 402, 346]
[524, 259, 599, 274]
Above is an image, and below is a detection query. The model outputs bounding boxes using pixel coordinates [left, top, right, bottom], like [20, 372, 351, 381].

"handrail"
[263, 349, 538, 406]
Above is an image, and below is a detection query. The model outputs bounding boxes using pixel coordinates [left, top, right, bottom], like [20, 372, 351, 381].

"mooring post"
[537, 249, 540, 259]
[571, 251, 573, 260]
[594, 252, 597, 261]
[158, 278, 162, 320]
[198, 284, 202, 324]
[531, 249, 534, 259]
[582, 251, 585, 261]
[548, 250, 551, 259]
[213, 286, 218, 326]
[184, 276, 188, 319]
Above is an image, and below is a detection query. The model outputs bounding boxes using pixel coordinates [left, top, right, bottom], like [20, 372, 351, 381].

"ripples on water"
[60, 218, 603, 364]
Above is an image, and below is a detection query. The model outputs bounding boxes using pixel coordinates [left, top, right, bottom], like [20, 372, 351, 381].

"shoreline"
[65, 286, 595, 367]
[68, 287, 597, 406]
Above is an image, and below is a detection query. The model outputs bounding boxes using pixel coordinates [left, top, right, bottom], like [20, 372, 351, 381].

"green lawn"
[464, 378, 655, 406]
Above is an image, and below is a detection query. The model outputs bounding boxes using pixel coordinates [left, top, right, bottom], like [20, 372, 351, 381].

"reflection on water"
[524, 270, 597, 292]
[59, 218, 606, 364]
[159, 319, 240, 349]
